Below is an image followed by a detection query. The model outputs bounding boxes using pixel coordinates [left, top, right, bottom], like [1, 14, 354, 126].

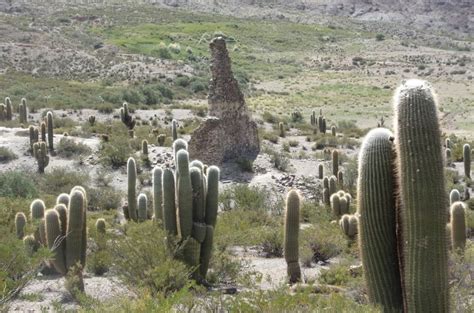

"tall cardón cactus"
[357, 128, 403, 312]
[394, 79, 448, 312]
[332, 150, 339, 176]
[5, 97, 12, 120]
[172, 119, 178, 141]
[284, 189, 301, 284]
[162, 168, 177, 236]
[127, 157, 138, 222]
[19, 98, 27, 124]
[152, 166, 163, 221]
[463, 143, 471, 179]
[47, 111, 54, 152]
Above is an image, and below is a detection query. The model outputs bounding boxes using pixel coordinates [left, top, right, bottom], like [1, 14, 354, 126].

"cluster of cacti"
[310, 110, 316, 126]
[339, 214, 358, 239]
[120, 102, 135, 129]
[158, 140, 220, 282]
[449, 201, 466, 252]
[29, 125, 39, 152]
[88, 115, 96, 126]
[464, 143, 471, 178]
[47, 111, 54, 152]
[284, 189, 301, 284]
[279, 122, 285, 137]
[318, 109, 326, 134]
[172, 119, 178, 141]
[290, 111, 302, 122]
[33, 141, 49, 173]
[330, 190, 351, 218]
[19, 98, 27, 124]
[357, 80, 448, 312]
[44, 187, 88, 292]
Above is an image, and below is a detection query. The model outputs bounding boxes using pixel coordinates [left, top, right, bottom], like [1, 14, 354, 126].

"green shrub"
[375, 33, 385, 41]
[36, 167, 89, 195]
[220, 184, 273, 212]
[300, 220, 345, 265]
[190, 81, 206, 93]
[87, 187, 122, 211]
[0, 147, 17, 163]
[99, 138, 133, 168]
[0, 171, 38, 198]
[110, 222, 190, 295]
[56, 137, 92, 159]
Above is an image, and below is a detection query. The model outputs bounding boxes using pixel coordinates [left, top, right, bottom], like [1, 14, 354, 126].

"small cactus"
[0, 103, 5, 121]
[40, 122, 46, 143]
[329, 175, 337, 196]
[445, 148, 451, 166]
[450, 202, 466, 251]
[5, 97, 12, 120]
[142, 140, 148, 155]
[323, 188, 330, 205]
[279, 122, 285, 137]
[318, 164, 323, 179]
[331, 126, 336, 136]
[33, 142, 49, 173]
[95, 218, 106, 234]
[337, 170, 343, 188]
[284, 189, 301, 284]
[172, 119, 178, 141]
[15, 212, 27, 239]
[47, 111, 54, 152]
[19, 98, 27, 124]
[463, 143, 471, 178]
[330, 193, 341, 218]
[137, 193, 148, 222]
[88, 115, 96, 126]
[127, 158, 138, 222]
[23, 235, 39, 256]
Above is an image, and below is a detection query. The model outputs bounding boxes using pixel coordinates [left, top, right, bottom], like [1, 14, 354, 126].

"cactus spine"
[152, 166, 163, 221]
[46, 111, 54, 152]
[394, 80, 448, 312]
[357, 128, 403, 312]
[450, 202, 466, 251]
[127, 157, 138, 222]
[284, 190, 301, 284]
[463, 143, 471, 178]
[15, 212, 27, 239]
[33, 142, 49, 173]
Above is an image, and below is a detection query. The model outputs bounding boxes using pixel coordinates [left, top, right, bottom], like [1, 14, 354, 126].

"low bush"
[0, 147, 17, 163]
[56, 137, 92, 159]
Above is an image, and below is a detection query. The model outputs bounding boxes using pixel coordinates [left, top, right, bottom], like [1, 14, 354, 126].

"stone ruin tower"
[188, 37, 259, 165]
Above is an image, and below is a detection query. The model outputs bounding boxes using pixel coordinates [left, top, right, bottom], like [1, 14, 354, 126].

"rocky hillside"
[1, 0, 471, 34]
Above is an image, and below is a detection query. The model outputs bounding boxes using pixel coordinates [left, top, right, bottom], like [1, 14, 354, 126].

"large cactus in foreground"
[464, 143, 471, 178]
[394, 79, 448, 312]
[176, 150, 193, 239]
[357, 128, 403, 312]
[200, 165, 219, 278]
[284, 189, 301, 284]
[450, 201, 466, 251]
[127, 157, 138, 222]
